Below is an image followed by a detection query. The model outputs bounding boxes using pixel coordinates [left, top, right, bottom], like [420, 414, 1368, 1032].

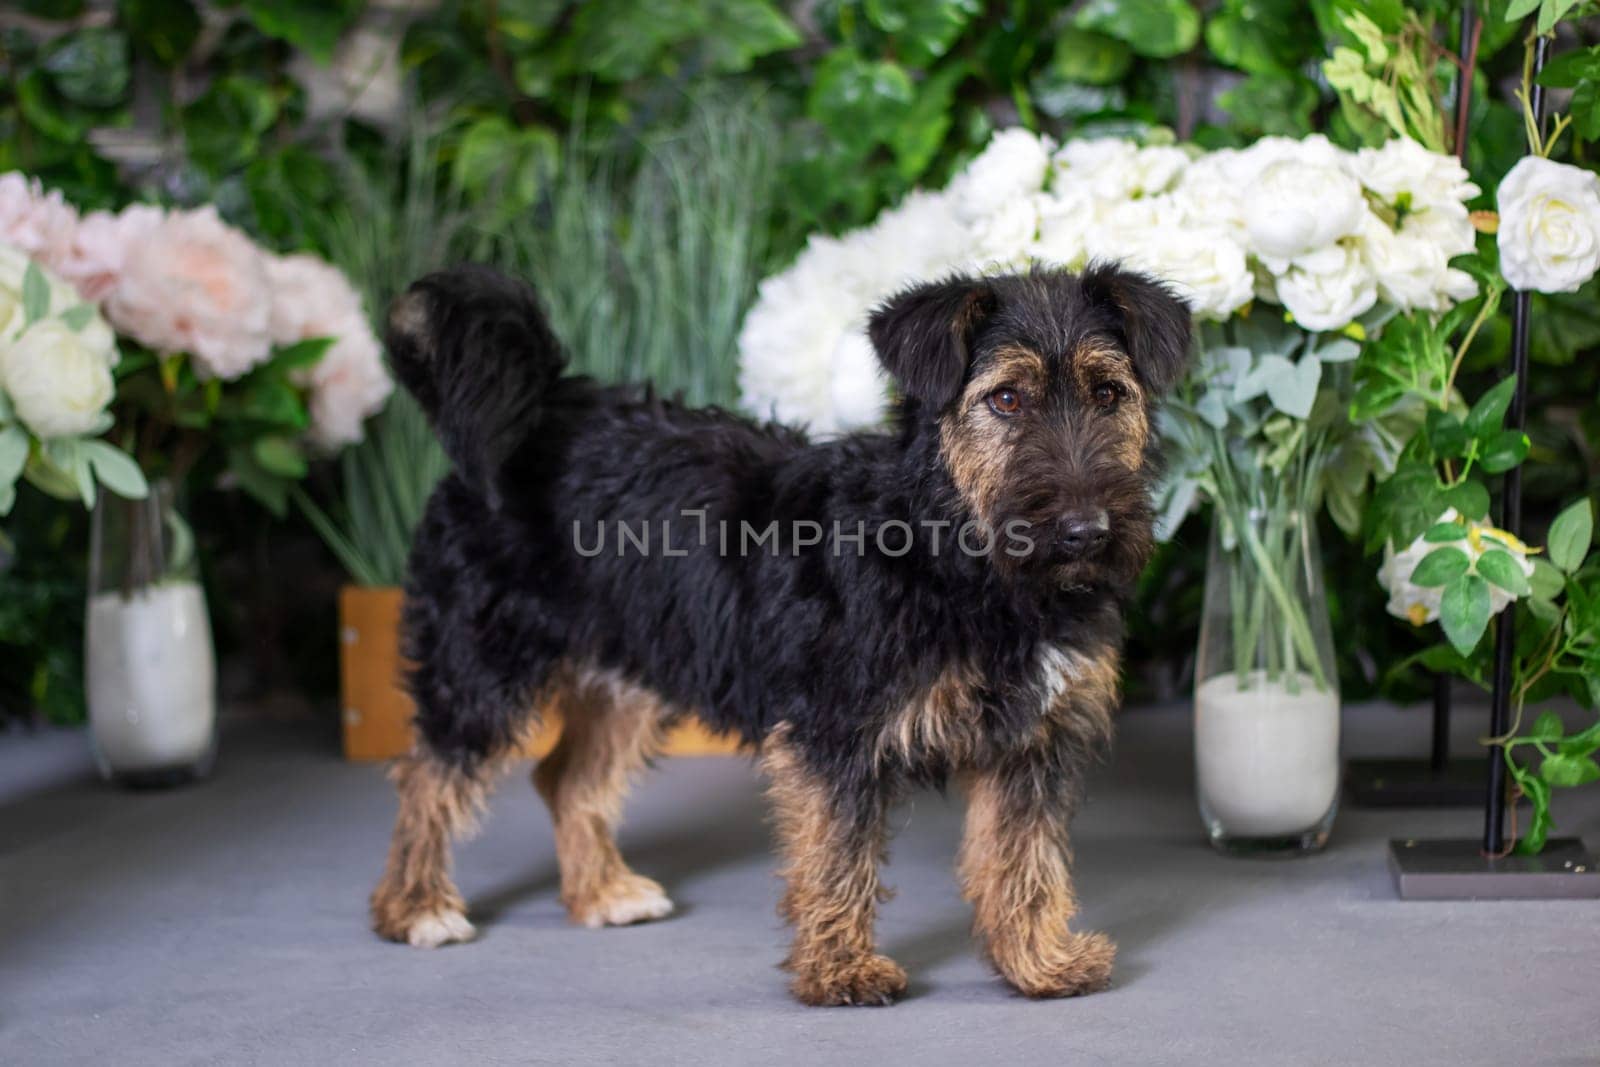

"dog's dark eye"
[1092, 383, 1121, 411]
[988, 388, 1023, 416]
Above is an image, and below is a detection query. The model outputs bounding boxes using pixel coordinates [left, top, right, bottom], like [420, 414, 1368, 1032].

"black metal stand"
[1388, 29, 1599, 897]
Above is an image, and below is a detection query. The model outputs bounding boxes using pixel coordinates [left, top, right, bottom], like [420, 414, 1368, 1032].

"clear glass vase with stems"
[85, 478, 217, 786]
[1194, 433, 1341, 856]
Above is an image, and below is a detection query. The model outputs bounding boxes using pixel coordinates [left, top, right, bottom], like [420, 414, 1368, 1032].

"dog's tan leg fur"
[370, 752, 495, 947]
[763, 726, 905, 1006]
[533, 669, 673, 928]
[958, 767, 1114, 997]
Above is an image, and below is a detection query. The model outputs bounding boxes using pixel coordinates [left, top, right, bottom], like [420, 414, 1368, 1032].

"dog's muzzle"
[1051, 508, 1110, 562]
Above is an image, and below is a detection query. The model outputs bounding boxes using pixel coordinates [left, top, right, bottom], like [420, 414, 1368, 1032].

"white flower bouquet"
[0, 244, 144, 515]
[737, 127, 1486, 702]
[0, 172, 392, 515]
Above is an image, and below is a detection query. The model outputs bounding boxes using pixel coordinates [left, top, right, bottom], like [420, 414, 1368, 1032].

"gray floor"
[3, 703, 1597, 1066]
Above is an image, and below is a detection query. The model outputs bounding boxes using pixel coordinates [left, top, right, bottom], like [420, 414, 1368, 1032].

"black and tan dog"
[369, 262, 1190, 1006]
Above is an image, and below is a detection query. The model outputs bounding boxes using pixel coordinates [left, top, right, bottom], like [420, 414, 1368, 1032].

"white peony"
[1358, 215, 1474, 312]
[948, 128, 1053, 224]
[828, 327, 889, 432]
[1244, 159, 1367, 263]
[1496, 155, 1600, 294]
[1273, 242, 1377, 332]
[966, 195, 1039, 268]
[0, 242, 94, 343]
[1030, 186, 1095, 269]
[1378, 509, 1534, 625]
[0, 317, 116, 439]
[1353, 137, 1480, 213]
[1052, 139, 1189, 203]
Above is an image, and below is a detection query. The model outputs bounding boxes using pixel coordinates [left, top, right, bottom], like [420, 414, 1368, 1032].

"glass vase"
[1194, 504, 1340, 856]
[85, 478, 217, 787]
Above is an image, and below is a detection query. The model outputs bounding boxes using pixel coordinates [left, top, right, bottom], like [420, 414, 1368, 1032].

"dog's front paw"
[373, 904, 477, 948]
[1001, 931, 1116, 998]
[570, 873, 675, 929]
[791, 954, 908, 1007]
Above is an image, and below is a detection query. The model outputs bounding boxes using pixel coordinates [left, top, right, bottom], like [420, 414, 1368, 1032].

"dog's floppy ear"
[1081, 262, 1192, 396]
[868, 274, 996, 410]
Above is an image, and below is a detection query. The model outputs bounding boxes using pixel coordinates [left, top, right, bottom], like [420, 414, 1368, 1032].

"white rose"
[1378, 508, 1534, 625]
[1354, 137, 1480, 213]
[1030, 186, 1095, 269]
[949, 128, 1053, 224]
[1496, 155, 1600, 294]
[1244, 159, 1367, 262]
[1227, 134, 1348, 186]
[1273, 242, 1377, 332]
[1401, 204, 1477, 258]
[0, 317, 115, 438]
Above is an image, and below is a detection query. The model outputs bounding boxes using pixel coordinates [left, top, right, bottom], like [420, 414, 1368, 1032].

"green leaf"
[1045, 26, 1133, 86]
[1541, 752, 1600, 788]
[1411, 546, 1471, 587]
[1503, 0, 1541, 20]
[1215, 71, 1319, 137]
[1076, 0, 1201, 59]
[22, 261, 49, 326]
[241, 0, 361, 64]
[1557, 719, 1600, 756]
[1476, 549, 1531, 596]
[1547, 498, 1594, 574]
[1465, 375, 1516, 435]
[1529, 709, 1564, 741]
[1478, 429, 1529, 474]
[120, 0, 201, 65]
[253, 435, 306, 479]
[0, 425, 29, 508]
[1423, 521, 1467, 543]
[43, 28, 130, 108]
[181, 76, 280, 175]
[1441, 480, 1490, 521]
[274, 336, 334, 371]
[1263, 354, 1320, 418]
[1529, 557, 1563, 600]
[697, 0, 803, 73]
[1425, 409, 1470, 459]
[1439, 574, 1492, 655]
[1513, 766, 1552, 855]
[227, 446, 288, 517]
[81, 439, 147, 500]
[889, 61, 967, 182]
[1535, 44, 1600, 88]
[807, 51, 915, 157]
[59, 304, 95, 331]
[863, 0, 976, 67]
[450, 117, 558, 218]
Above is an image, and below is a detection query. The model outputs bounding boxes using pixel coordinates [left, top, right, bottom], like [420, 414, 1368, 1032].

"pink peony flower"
[303, 311, 392, 448]
[264, 252, 365, 346]
[105, 206, 273, 379]
[53, 204, 165, 304]
[263, 252, 391, 447]
[0, 172, 78, 268]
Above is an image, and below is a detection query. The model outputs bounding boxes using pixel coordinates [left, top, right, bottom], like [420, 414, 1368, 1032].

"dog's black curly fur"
[370, 262, 1190, 1006]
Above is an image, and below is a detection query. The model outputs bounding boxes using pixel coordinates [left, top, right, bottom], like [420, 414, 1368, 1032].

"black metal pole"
[1429, 0, 1476, 775]
[1484, 33, 1548, 856]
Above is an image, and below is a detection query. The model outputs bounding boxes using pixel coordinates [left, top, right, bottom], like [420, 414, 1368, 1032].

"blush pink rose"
[105, 206, 273, 379]
[53, 204, 165, 304]
[0, 172, 78, 268]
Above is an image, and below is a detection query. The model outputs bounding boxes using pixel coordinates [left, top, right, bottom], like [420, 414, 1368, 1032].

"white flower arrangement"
[738, 130, 1481, 435]
[0, 244, 145, 514]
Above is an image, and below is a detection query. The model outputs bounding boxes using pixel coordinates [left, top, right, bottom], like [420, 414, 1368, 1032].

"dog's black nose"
[1054, 509, 1110, 560]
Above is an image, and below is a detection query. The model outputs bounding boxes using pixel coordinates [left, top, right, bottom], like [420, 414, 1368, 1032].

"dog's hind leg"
[533, 668, 674, 928]
[370, 749, 501, 947]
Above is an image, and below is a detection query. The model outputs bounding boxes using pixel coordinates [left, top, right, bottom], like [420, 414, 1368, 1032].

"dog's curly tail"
[385, 264, 567, 510]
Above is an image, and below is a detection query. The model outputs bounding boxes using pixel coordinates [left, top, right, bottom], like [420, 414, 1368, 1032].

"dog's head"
[869, 264, 1191, 589]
